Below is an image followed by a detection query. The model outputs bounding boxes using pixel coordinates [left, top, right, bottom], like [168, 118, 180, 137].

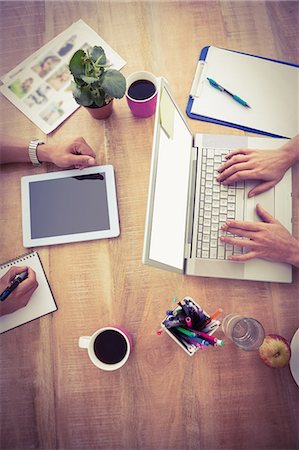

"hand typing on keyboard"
[216, 135, 299, 197]
[197, 147, 245, 260]
[220, 203, 299, 268]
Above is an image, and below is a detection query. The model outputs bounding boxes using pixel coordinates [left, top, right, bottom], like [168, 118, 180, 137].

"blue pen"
[0, 270, 28, 301]
[207, 77, 250, 108]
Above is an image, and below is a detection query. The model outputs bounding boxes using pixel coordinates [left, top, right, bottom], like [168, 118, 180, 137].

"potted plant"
[69, 45, 126, 119]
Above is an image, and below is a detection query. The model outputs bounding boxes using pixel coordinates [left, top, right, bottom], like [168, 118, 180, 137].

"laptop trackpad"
[244, 184, 274, 222]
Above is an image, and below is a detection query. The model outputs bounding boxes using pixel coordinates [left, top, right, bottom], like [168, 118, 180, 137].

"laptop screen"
[147, 83, 193, 271]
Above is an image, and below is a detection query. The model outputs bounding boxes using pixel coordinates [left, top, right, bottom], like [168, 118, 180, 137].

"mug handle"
[79, 336, 91, 348]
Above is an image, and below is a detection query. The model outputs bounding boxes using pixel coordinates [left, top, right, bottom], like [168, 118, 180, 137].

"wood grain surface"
[0, 2, 298, 450]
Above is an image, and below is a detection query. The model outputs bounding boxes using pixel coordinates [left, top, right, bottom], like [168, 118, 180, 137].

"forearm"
[0, 135, 52, 165]
[0, 136, 32, 164]
[287, 238, 299, 268]
[280, 134, 299, 168]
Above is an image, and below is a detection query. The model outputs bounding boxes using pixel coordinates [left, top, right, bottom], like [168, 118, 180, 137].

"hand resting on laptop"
[218, 135, 299, 267]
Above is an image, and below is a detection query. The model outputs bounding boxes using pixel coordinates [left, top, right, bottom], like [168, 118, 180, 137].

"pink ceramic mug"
[126, 71, 158, 118]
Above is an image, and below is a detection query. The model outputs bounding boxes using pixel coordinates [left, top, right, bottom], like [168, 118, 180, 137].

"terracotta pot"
[85, 100, 114, 119]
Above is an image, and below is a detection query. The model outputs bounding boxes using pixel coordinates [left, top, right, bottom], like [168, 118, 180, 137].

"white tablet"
[21, 165, 120, 247]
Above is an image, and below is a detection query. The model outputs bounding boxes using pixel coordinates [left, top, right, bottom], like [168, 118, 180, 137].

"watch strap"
[28, 139, 44, 166]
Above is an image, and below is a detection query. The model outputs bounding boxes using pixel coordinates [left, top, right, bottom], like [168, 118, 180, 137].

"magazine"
[0, 20, 126, 134]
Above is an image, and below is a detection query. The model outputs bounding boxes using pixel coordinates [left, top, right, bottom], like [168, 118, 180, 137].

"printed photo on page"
[0, 20, 126, 134]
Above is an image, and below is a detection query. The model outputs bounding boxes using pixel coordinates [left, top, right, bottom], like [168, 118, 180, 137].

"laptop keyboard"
[196, 147, 245, 260]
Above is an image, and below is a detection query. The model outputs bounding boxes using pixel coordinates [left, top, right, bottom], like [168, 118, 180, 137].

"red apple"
[258, 334, 291, 368]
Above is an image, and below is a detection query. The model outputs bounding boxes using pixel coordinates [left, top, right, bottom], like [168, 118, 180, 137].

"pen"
[182, 334, 209, 347]
[0, 270, 28, 301]
[209, 308, 223, 320]
[207, 77, 250, 108]
[179, 336, 198, 353]
[185, 317, 192, 328]
[171, 329, 197, 353]
[201, 320, 221, 333]
[163, 318, 184, 328]
[201, 308, 223, 327]
[175, 326, 197, 338]
[181, 327, 224, 346]
[182, 336, 206, 349]
[178, 301, 190, 317]
[192, 330, 224, 347]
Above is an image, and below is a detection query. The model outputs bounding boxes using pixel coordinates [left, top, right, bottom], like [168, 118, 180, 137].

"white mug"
[79, 326, 132, 371]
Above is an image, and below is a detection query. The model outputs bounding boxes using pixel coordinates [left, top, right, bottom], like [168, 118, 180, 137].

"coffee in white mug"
[79, 326, 132, 371]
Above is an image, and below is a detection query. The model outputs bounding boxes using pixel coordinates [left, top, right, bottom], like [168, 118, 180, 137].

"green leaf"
[74, 86, 93, 106]
[100, 70, 126, 99]
[91, 46, 106, 65]
[69, 49, 86, 76]
[73, 76, 85, 87]
[71, 82, 81, 98]
[81, 75, 99, 84]
[94, 95, 105, 107]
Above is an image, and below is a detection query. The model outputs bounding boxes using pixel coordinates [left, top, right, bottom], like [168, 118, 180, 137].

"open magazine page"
[0, 20, 126, 134]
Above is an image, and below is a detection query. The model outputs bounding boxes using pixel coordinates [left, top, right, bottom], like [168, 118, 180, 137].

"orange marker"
[209, 308, 223, 320]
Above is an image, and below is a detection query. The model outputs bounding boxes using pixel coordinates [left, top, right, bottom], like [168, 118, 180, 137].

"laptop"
[142, 78, 293, 283]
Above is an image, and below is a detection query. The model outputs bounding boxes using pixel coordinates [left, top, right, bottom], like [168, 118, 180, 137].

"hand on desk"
[0, 135, 97, 168]
[220, 204, 299, 268]
[217, 134, 299, 197]
[0, 267, 38, 317]
[37, 137, 97, 169]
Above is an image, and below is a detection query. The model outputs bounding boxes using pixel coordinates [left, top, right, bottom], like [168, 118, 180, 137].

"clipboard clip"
[190, 60, 208, 98]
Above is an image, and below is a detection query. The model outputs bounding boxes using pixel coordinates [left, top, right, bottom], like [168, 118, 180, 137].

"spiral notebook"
[0, 251, 57, 333]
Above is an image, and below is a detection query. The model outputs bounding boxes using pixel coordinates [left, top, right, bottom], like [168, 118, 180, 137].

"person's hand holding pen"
[0, 267, 38, 317]
[216, 135, 299, 197]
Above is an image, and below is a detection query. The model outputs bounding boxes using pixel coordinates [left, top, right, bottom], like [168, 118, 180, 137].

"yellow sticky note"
[159, 88, 175, 139]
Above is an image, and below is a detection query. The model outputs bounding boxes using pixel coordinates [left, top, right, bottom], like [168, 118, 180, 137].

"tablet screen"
[29, 173, 110, 238]
[22, 165, 120, 247]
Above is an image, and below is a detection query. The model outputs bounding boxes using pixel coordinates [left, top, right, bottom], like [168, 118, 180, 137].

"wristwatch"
[28, 139, 44, 166]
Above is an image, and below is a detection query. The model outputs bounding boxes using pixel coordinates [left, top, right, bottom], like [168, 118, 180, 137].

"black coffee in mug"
[128, 79, 156, 100]
[93, 329, 128, 364]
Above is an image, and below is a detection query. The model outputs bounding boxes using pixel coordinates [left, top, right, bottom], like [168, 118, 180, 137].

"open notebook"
[0, 251, 57, 333]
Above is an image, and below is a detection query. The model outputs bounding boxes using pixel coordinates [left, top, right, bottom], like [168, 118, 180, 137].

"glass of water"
[222, 314, 265, 351]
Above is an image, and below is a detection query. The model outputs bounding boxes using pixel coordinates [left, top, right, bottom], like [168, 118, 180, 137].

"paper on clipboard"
[188, 46, 299, 138]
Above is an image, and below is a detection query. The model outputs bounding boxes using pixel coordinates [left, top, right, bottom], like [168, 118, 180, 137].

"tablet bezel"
[21, 165, 120, 247]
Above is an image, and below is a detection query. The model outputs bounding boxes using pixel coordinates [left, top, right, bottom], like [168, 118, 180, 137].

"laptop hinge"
[184, 145, 198, 260]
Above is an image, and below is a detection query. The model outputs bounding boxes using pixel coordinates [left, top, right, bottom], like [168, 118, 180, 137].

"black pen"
[0, 270, 28, 301]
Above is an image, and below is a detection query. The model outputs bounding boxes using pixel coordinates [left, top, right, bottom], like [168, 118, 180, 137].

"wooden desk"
[0, 2, 298, 449]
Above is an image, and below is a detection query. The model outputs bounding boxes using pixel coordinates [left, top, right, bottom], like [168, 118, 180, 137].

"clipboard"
[186, 46, 299, 138]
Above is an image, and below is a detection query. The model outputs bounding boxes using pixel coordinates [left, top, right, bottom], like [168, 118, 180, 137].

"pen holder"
[161, 296, 223, 356]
